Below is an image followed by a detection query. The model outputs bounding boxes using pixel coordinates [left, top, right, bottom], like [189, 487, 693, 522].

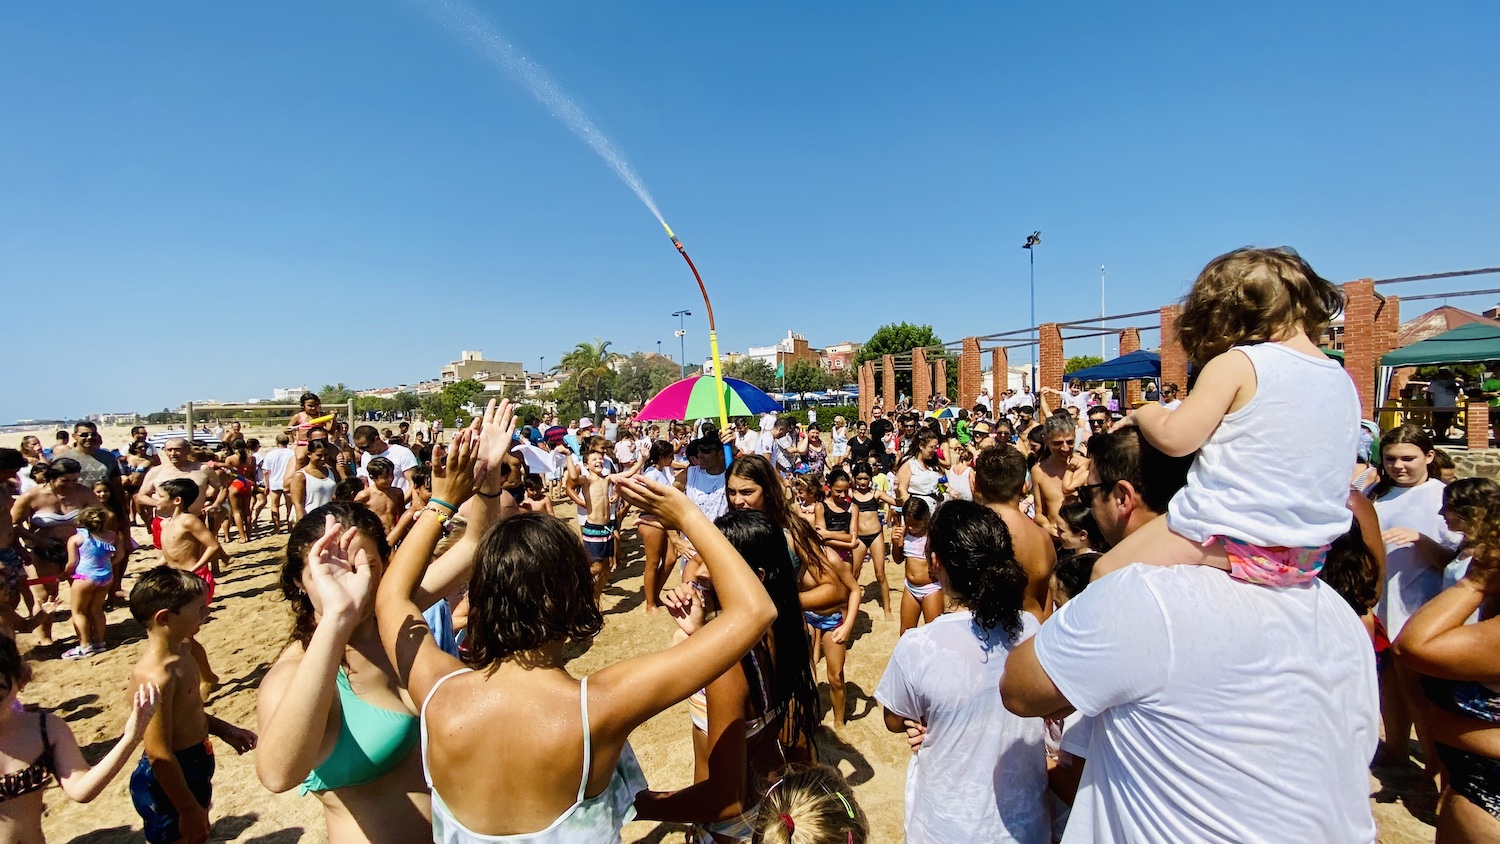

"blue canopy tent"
[1063, 350, 1161, 382]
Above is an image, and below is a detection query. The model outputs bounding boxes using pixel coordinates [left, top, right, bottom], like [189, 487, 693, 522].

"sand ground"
[2, 425, 1439, 842]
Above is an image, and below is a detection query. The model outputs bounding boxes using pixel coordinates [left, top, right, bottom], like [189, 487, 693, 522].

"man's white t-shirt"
[734, 430, 758, 455]
[1159, 398, 1182, 411]
[1062, 390, 1091, 413]
[259, 447, 295, 491]
[1032, 564, 1378, 844]
[876, 611, 1049, 844]
[358, 443, 419, 492]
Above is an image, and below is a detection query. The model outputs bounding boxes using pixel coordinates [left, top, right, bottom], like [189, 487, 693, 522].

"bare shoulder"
[257, 643, 307, 709]
[132, 656, 176, 689]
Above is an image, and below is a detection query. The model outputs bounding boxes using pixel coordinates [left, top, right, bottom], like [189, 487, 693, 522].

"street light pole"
[1101, 265, 1107, 359]
[672, 309, 693, 379]
[1023, 231, 1041, 389]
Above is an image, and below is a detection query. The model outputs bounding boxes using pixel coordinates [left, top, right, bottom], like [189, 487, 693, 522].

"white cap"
[579, 417, 594, 429]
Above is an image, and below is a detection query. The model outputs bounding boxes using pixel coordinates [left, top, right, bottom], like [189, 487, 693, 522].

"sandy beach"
[2, 425, 1438, 842]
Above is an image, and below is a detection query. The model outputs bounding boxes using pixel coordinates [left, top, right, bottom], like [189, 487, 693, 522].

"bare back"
[994, 503, 1056, 622]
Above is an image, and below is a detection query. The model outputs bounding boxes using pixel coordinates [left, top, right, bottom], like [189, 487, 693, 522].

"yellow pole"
[709, 330, 729, 432]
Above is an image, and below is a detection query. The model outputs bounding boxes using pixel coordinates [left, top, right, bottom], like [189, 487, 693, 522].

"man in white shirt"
[258, 434, 296, 534]
[1158, 382, 1182, 411]
[1002, 428, 1378, 844]
[352, 425, 419, 492]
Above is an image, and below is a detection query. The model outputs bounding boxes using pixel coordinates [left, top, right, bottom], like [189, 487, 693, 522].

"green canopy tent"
[1377, 321, 1500, 413]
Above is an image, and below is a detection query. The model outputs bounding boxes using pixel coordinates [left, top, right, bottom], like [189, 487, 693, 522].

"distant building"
[820, 341, 862, 373]
[747, 331, 819, 370]
[701, 351, 746, 377]
[271, 386, 310, 402]
[441, 350, 525, 389]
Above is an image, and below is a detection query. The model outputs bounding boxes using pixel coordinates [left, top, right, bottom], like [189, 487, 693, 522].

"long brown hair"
[1176, 247, 1343, 365]
[728, 455, 828, 573]
[1368, 423, 1434, 500]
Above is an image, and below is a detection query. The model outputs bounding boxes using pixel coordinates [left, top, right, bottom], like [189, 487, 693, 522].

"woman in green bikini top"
[255, 493, 505, 844]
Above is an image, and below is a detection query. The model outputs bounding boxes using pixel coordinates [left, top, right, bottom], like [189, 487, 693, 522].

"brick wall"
[934, 357, 948, 402]
[882, 354, 896, 410]
[859, 361, 875, 422]
[912, 348, 932, 410]
[1468, 401, 1490, 451]
[991, 347, 1008, 401]
[1119, 328, 1142, 407]
[1039, 323, 1064, 393]
[1159, 305, 1188, 395]
[960, 337, 981, 408]
[1375, 293, 1402, 410]
[1341, 279, 1377, 420]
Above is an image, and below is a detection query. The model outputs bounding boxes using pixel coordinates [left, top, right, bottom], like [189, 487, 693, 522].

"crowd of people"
[1, 246, 1496, 842]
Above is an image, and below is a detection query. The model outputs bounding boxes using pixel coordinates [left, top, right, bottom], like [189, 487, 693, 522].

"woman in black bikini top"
[848, 466, 898, 622]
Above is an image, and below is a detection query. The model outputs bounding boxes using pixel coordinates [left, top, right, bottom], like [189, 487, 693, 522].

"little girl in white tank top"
[1093, 247, 1359, 586]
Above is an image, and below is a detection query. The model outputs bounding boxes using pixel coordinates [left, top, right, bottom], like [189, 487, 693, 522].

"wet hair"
[129, 566, 206, 625]
[0, 448, 23, 472]
[334, 477, 366, 502]
[826, 468, 851, 489]
[412, 466, 432, 490]
[1448, 479, 1500, 573]
[972, 445, 1028, 503]
[1087, 429, 1194, 516]
[463, 512, 604, 665]
[523, 473, 544, 492]
[714, 510, 821, 759]
[648, 439, 675, 465]
[1370, 423, 1434, 499]
[1317, 512, 1381, 615]
[77, 506, 111, 533]
[367, 456, 395, 478]
[1042, 415, 1075, 440]
[300, 392, 320, 406]
[282, 503, 391, 646]
[305, 440, 332, 462]
[753, 765, 868, 844]
[29, 463, 48, 482]
[1053, 551, 1100, 602]
[1058, 500, 1105, 550]
[928, 500, 1025, 637]
[728, 455, 827, 574]
[0, 636, 31, 694]
[1176, 247, 1343, 365]
[353, 425, 379, 444]
[160, 478, 200, 509]
[903, 496, 932, 536]
[45, 458, 82, 481]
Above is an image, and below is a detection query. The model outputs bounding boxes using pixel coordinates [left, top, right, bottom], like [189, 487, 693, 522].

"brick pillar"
[1375, 294, 1401, 411]
[933, 357, 948, 402]
[1119, 328, 1142, 407]
[882, 354, 896, 411]
[912, 348, 932, 410]
[1159, 305, 1188, 396]
[1467, 401, 1490, 451]
[1039, 323, 1065, 394]
[1341, 279, 1377, 420]
[858, 361, 875, 422]
[960, 337, 981, 409]
[991, 347, 1008, 402]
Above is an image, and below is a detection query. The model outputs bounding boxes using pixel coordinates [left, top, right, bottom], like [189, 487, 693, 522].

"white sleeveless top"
[423, 672, 646, 843]
[1168, 343, 1359, 548]
[301, 469, 336, 511]
[685, 466, 727, 522]
[945, 466, 973, 502]
[907, 461, 943, 502]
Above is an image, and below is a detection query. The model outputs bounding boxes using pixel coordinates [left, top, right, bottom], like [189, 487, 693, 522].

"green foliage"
[615, 352, 684, 403]
[1065, 355, 1104, 375]
[855, 322, 949, 397]
[558, 338, 622, 412]
[515, 403, 545, 425]
[318, 383, 355, 406]
[146, 411, 186, 425]
[420, 379, 485, 426]
[783, 359, 832, 395]
[548, 380, 584, 423]
[724, 358, 777, 391]
[778, 404, 860, 427]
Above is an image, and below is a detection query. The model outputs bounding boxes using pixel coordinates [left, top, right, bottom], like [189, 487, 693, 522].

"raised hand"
[122, 682, 162, 744]
[305, 514, 375, 627]
[474, 398, 519, 486]
[660, 583, 706, 636]
[431, 428, 480, 507]
[615, 474, 695, 530]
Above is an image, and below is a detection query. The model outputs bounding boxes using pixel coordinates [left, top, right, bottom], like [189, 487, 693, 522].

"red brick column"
[991, 347, 1008, 402]
[1376, 294, 1401, 411]
[1119, 328, 1142, 407]
[934, 357, 948, 402]
[912, 348, 932, 410]
[960, 337, 981, 409]
[859, 361, 875, 422]
[882, 354, 897, 411]
[1467, 401, 1490, 451]
[1039, 323, 1065, 394]
[1159, 305, 1188, 396]
[1341, 279, 1378, 420]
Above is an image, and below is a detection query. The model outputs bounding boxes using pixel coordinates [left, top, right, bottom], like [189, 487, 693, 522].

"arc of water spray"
[417, 0, 730, 429]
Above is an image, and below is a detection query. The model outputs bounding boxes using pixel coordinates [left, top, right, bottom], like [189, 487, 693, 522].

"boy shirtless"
[519, 473, 555, 516]
[127, 568, 256, 844]
[1029, 415, 1088, 537]
[354, 457, 407, 540]
[155, 479, 225, 694]
[566, 437, 638, 599]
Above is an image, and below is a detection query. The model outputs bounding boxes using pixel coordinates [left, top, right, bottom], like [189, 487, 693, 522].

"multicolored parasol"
[636, 376, 782, 422]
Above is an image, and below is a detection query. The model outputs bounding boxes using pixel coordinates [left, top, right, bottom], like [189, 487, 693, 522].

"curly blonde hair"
[1176, 247, 1343, 365]
[753, 765, 867, 844]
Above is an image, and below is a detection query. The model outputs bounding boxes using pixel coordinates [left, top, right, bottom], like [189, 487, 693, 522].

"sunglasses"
[1074, 482, 1106, 501]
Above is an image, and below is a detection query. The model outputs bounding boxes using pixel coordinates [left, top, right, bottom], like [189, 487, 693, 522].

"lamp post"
[672, 309, 692, 379]
[657, 340, 662, 359]
[1023, 231, 1041, 384]
[1100, 265, 1107, 359]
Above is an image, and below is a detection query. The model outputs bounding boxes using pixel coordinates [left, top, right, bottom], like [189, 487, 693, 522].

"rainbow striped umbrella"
[636, 376, 782, 422]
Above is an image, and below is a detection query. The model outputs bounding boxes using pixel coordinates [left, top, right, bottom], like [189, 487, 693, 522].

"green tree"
[391, 392, 421, 413]
[558, 339, 622, 413]
[723, 358, 777, 391]
[784, 359, 830, 395]
[318, 383, 355, 406]
[855, 322, 954, 397]
[615, 352, 684, 403]
[1065, 355, 1104, 375]
[420, 379, 485, 426]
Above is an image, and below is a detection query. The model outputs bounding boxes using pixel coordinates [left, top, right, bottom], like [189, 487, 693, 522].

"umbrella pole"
[664, 223, 730, 432]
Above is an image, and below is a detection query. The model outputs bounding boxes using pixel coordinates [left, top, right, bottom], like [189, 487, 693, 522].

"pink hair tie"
[779, 812, 795, 832]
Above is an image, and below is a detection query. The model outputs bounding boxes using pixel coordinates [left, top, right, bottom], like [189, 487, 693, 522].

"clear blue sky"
[3, 1, 1496, 422]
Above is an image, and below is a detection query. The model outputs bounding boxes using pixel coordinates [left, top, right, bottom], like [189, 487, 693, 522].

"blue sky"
[3, 1, 1496, 422]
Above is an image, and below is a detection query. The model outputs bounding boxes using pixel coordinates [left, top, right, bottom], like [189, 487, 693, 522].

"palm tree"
[557, 338, 621, 415]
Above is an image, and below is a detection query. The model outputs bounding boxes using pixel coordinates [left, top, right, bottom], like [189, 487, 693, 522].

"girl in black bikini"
[0, 636, 159, 841]
[815, 470, 857, 567]
[848, 465, 898, 622]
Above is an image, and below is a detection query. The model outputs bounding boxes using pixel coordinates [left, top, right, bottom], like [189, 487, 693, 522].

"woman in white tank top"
[289, 441, 338, 520]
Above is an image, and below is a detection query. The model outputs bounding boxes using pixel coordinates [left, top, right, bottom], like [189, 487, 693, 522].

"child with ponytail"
[752, 765, 867, 844]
